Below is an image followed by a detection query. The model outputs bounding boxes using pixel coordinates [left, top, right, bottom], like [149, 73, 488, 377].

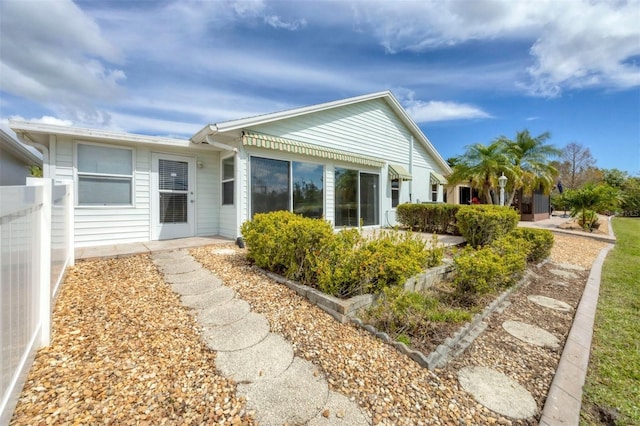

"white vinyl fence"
[0, 178, 74, 425]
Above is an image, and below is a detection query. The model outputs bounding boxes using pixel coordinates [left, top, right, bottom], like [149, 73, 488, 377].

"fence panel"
[0, 179, 73, 425]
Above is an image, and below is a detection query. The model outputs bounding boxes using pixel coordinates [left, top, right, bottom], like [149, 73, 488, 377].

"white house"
[10, 91, 451, 248]
[0, 129, 42, 186]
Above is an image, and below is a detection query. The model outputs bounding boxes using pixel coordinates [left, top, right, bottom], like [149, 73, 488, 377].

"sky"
[1, 0, 639, 175]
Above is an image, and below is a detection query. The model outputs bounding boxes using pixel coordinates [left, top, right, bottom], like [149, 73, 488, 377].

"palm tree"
[448, 141, 513, 204]
[498, 130, 560, 206]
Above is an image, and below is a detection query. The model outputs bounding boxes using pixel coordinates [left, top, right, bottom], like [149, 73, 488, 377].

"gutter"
[15, 131, 50, 179]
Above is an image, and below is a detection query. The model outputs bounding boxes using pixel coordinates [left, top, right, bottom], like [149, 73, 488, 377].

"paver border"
[539, 244, 614, 426]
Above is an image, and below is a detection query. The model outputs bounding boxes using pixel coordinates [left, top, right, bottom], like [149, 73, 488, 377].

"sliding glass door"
[335, 168, 379, 227]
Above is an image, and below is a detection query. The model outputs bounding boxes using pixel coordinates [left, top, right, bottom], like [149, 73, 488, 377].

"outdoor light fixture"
[498, 172, 507, 206]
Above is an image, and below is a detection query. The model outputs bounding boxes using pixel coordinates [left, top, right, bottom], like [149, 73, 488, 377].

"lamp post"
[498, 173, 508, 206]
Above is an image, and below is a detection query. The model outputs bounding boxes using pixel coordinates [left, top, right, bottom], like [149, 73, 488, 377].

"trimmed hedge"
[241, 211, 443, 298]
[510, 228, 554, 263]
[455, 205, 520, 248]
[240, 210, 333, 282]
[396, 203, 461, 234]
[453, 235, 528, 299]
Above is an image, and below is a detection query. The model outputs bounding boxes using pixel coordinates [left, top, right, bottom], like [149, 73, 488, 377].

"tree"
[564, 184, 620, 229]
[557, 142, 597, 189]
[448, 141, 513, 204]
[498, 129, 560, 206]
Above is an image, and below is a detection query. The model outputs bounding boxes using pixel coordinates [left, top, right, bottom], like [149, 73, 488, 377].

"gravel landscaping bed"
[10, 232, 607, 425]
[10, 256, 255, 425]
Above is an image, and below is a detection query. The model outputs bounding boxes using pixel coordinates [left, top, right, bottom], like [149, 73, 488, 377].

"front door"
[152, 153, 195, 240]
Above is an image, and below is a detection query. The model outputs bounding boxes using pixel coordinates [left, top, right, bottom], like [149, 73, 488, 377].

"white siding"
[195, 150, 219, 236]
[246, 98, 445, 228]
[51, 137, 222, 247]
[252, 99, 416, 165]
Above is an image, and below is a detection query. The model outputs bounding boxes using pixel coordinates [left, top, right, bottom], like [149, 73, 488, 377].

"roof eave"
[9, 120, 191, 148]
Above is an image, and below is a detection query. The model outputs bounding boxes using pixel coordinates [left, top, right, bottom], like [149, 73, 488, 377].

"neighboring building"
[0, 129, 42, 186]
[10, 91, 451, 248]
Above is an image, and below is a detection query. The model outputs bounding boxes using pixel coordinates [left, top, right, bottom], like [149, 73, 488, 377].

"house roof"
[191, 91, 452, 174]
[0, 129, 42, 165]
[9, 120, 194, 149]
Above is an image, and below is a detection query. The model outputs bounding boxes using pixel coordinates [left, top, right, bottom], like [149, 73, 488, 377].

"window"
[292, 162, 323, 219]
[335, 168, 379, 227]
[77, 143, 133, 206]
[391, 179, 400, 208]
[222, 156, 234, 205]
[250, 157, 324, 218]
[431, 183, 438, 202]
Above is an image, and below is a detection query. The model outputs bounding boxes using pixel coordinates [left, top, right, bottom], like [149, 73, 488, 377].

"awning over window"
[388, 163, 412, 181]
[430, 172, 447, 184]
[242, 131, 384, 168]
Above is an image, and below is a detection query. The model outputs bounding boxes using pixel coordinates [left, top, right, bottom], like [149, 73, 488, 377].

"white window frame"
[221, 155, 235, 206]
[75, 141, 135, 207]
[391, 179, 400, 208]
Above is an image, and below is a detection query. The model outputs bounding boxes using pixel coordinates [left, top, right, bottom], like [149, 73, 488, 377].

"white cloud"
[264, 15, 307, 31]
[406, 100, 492, 123]
[397, 90, 492, 123]
[349, 0, 640, 95]
[0, 0, 125, 109]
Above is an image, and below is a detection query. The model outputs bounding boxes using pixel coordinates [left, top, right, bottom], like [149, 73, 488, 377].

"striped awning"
[388, 163, 412, 181]
[242, 131, 384, 168]
[430, 172, 447, 184]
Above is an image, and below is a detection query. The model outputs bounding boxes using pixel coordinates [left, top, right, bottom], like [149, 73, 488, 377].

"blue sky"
[1, 0, 639, 174]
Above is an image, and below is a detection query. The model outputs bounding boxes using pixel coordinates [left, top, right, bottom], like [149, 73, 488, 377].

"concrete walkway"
[518, 214, 616, 243]
[151, 248, 370, 425]
[75, 235, 233, 260]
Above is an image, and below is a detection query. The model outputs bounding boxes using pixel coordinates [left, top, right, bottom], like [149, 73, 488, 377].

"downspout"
[16, 131, 50, 179]
[409, 135, 414, 202]
[204, 133, 243, 246]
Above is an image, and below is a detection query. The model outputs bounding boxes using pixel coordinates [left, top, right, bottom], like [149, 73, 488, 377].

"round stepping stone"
[156, 260, 202, 275]
[202, 312, 270, 351]
[216, 333, 294, 382]
[527, 295, 572, 312]
[502, 320, 560, 349]
[171, 278, 222, 296]
[458, 366, 537, 419]
[198, 299, 251, 326]
[549, 269, 579, 279]
[237, 358, 329, 425]
[308, 391, 370, 425]
[181, 286, 235, 309]
[165, 269, 213, 284]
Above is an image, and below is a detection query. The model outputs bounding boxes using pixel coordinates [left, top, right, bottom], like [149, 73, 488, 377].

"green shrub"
[455, 205, 519, 248]
[396, 203, 461, 234]
[240, 211, 333, 282]
[453, 237, 527, 299]
[510, 228, 554, 263]
[242, 212, 443, 299]
[576, 209, 601, 231]
[313, 229, 364, 298]
[316, 230, 440, 298]
[362, 286, 471, 338]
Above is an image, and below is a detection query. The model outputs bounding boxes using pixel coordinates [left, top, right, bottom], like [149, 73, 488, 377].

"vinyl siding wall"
[52, 136, 220, 247]
[244, 98, 446, 228]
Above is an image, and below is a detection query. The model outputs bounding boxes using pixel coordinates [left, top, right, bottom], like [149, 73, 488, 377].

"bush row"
[241, 211, 443, 298]
[396, 204, 461, 234]
[396, 204, 521, 249]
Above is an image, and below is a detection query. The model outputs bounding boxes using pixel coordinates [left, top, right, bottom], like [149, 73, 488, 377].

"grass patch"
[581, 217, 640, 425]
